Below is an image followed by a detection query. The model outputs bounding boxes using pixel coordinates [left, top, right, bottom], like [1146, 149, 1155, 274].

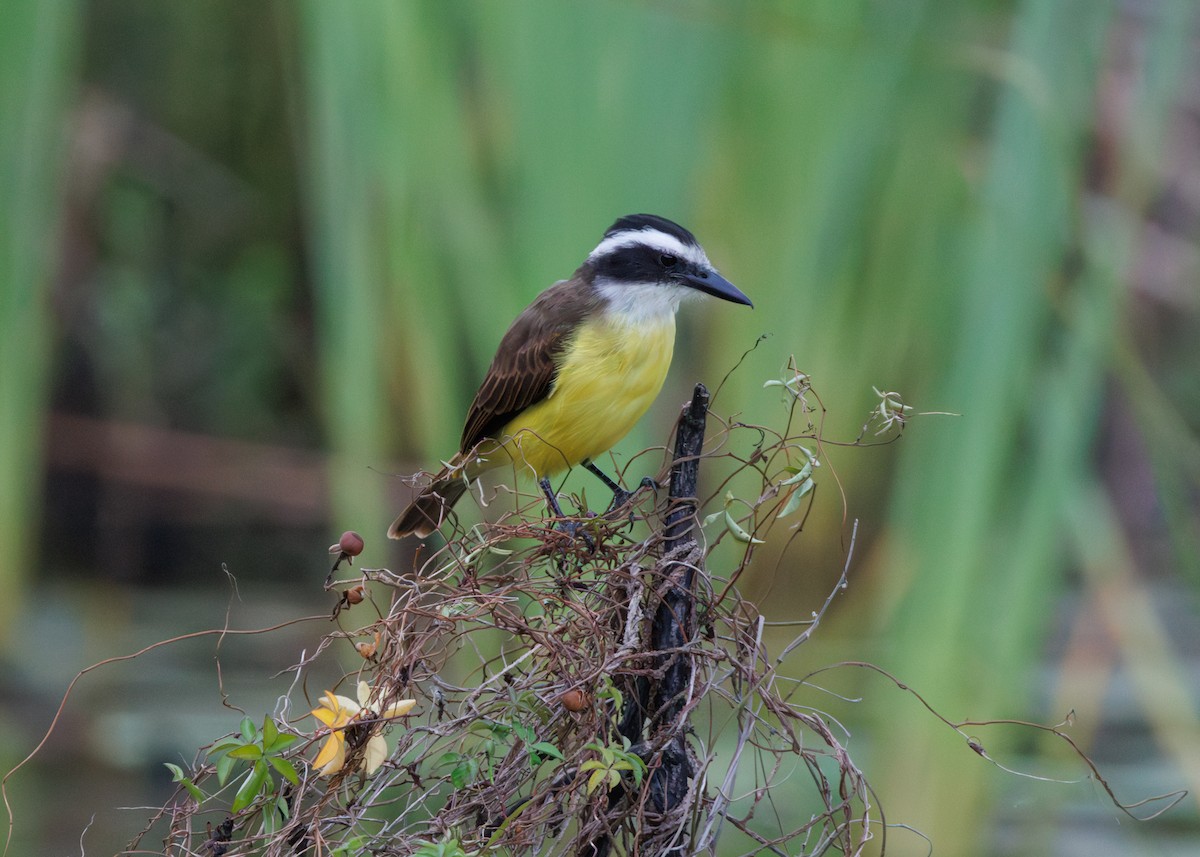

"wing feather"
[460, 280, 598, 452]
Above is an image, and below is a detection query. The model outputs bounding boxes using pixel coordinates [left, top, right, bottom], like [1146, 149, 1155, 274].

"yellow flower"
[310, 681, 416, 776]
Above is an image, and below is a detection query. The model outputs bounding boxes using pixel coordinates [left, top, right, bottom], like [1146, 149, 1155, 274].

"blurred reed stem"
[0, 0, 80, 628]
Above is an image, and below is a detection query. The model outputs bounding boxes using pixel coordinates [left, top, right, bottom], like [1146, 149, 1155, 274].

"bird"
[387, 213, 752, 539]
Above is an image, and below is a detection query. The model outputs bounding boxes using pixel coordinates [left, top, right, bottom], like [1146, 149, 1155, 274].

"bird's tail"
[387, 469, 470, 539]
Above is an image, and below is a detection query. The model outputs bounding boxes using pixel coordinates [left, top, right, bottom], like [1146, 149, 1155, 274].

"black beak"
[679, 269, 753, 307]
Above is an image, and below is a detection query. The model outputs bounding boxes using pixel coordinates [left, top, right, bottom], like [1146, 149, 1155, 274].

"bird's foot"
[552, 517, 596, 553]
[603, 476, 659, 521]
[582, 460, 658, 522]
[540, 478, 596, 552]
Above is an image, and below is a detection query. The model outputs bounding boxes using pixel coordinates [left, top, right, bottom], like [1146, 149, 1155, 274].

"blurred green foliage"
[2, 0, 1198, 854]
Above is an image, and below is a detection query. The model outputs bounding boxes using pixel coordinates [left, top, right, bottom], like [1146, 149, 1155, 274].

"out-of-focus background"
[2, 0, 1199, 854]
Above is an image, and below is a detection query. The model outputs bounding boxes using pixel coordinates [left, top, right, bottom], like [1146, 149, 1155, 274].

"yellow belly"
[494, 315, 676, 478]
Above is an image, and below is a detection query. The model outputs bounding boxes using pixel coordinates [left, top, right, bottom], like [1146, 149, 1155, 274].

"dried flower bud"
[344, 584, 366, 605]
[355, 630, 381, 659]
[339, 531, 365, 557]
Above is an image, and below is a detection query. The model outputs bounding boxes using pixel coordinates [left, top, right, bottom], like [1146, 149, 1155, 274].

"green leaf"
[700, 509, 725, 528]
[215, 753, 237, 786]
[586, 769, 607, 794]
[593, 683, 623, 710]
[164, 763, 204, 803]
[268, 755, 300, 785]
[780, 462, 815, 485]
[264, 732, 299, 755]
[485, 721, 511, 739]
[778, 478, 814, 518]
[450, 759, 477, 789]
[227, 744, 263, 761]
[239, 717, 256, 742]
[232, 760, 269, 812]
[261, 716, 279, 747]
[262, 802, 280, 835]
[260, 793, 290, 836]
[331, 837, 368, 857]
[209, 738, 244, 756]
[724, 509, 765, 544]
[530, 741, 563, 760]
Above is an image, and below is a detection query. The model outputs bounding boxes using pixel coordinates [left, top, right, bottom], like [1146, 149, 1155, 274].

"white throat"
[594, 279, 695, 326]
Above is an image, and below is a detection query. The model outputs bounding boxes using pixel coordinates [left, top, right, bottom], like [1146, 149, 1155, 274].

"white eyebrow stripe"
[587, 229, 711, 269]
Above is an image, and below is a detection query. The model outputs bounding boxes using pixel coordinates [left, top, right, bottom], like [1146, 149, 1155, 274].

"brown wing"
[460, 279, 599, 452]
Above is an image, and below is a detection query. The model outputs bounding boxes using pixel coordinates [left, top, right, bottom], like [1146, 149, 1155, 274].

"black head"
[583, 213, 752, 307]
[603, 213, 699, 248]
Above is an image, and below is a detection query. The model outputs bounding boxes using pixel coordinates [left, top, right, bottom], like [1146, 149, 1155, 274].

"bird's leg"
[539, 477, 595, 551]
[539, 477, 570, 518]
[582, 460, 658, 517]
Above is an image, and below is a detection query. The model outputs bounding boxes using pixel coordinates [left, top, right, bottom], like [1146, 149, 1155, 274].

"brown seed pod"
[344, 584, 366, 605]
[559, 689, 589, 712]
[339, 531, 365, 557]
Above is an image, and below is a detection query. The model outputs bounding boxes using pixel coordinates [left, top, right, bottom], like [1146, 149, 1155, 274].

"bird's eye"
[659, 254, 678, 267]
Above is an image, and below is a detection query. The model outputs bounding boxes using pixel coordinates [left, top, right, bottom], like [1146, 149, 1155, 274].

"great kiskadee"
[387, 213, 752, 539]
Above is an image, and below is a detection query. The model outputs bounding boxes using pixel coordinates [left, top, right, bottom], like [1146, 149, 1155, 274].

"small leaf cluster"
[209, 716, 300, 822]
[579, 737, 647, 795]
[438, 716, 563, 788]
[411, 834, 475, 857]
